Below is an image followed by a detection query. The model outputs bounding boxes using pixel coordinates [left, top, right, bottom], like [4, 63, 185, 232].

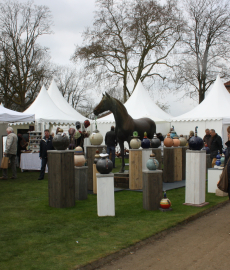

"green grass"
[0, 163, 228, 270]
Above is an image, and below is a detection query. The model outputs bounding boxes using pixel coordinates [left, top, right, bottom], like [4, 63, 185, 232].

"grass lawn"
[0, 160, 228, 270]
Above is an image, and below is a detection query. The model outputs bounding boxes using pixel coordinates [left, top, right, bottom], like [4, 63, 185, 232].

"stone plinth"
[142, 148, 153, 171]
[185, 150, 208, 206]
[142, 170, 163, 211]
[151, 148, 162, 170]
[208, 167, 223, 193]
[129, 149, 142, 190]
[86, 145, 105, 190]
[75, 166, 88, 200]
[48, 150, 75, 208]
[216, 188, 228, 197]
[96, 173, 115, 216]
[163, 147, 182, 183]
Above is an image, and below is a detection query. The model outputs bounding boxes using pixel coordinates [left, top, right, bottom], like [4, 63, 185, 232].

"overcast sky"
[18, 0, 198, 116]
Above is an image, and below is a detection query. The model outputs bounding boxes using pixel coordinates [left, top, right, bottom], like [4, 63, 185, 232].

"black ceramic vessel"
[188, 126, 203, 151]
[52, 133, 70, 150]
[151, 134, 161, 148]
[96, 148, 113, 174]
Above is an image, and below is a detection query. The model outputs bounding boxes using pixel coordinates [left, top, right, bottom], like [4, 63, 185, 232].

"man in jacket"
[105, 126, 117, 168]
[0, 127, 18, 179]
[38, 129, 54, 180]
[210, 129, 223, 166]
[203, 129, 211, 149]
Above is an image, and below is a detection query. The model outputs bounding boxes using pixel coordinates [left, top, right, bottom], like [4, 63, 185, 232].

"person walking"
[203, 129, 211, 149]
[38, 129, 54, 180]
[105, 126, 117, 168]
[223, 126, 230, 200]
[0, 127, 18, 179]
[210, 129, 223, 167]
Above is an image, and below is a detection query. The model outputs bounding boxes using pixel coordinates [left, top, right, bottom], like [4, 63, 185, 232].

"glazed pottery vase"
[179, 135, 187, 147]
[130, 131, 141, 149]
[164, 133, 174, 147]
[141, 132, 151, 149]
[188, 127, 203, 150]
[160, 191, 171, 209]
[89, 129, 103, 145]
[170, 126, 178, 139]
[222, 148, 226, 155]
[96, 148, 113, 174]
[202, 144, 210, 154]
[172, 137, 180, 147]
[52, 129, 70, 150]
[94, 149, 100, 164]
[215, 150, 221, 166]
[151, 134, 161, 148]
[146, 153, 159, 170]
[220, 153, 225, 167]
[74, 146, 86, 167]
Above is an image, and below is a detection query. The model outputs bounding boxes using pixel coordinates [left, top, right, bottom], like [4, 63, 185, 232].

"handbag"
[217, 158, 230, 192]
[1, 156, 9, 169]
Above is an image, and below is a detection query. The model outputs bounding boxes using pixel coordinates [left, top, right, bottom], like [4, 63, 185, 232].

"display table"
[20, 152, 48, 172]
[208, 167, 223, 193]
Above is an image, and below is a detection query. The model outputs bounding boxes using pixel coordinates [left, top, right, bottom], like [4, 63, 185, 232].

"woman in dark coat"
[223, 126, 230, 200]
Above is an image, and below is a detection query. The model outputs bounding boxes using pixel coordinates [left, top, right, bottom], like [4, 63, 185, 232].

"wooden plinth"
[114, 172, 129, 189]
[48, 150, 75, 208]
[129, 149, 142, 190]
[163, 147, 182, 183]
[93, 164, 99, 194]
[143, 170, 163, 211]
[181, 147, 188, 180]
[86, 145, 105, 190]
[151, 148, 162, 169]
[75, 166, 88, 200]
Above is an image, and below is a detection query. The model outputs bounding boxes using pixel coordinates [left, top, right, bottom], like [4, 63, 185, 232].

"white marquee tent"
[47, 79, 86, 123]
[0, 105, 35, 123]
[94, 80, 172, 145]
[171, 75, 230, 143]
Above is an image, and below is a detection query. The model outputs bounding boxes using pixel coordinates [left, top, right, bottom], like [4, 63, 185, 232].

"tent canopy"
[97, 80, 172, 123]
[24, 85, 77, 124]
[172, 75, 230, 122]
[0, 105, 35, 123]
[47, 79, 86, 123]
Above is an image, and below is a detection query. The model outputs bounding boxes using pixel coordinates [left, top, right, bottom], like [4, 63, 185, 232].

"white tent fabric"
[47, 79, 86, 123]
[24, 85, 77, 124]
[0, 105, 35, 123]
[171, 75, 230, 142]
[97, 80, 172, 123]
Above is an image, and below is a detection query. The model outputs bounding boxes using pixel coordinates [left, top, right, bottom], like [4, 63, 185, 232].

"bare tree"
[173, 0, 230, 103]
[0, 0, 53, 111]
[72, 0, 183, 102]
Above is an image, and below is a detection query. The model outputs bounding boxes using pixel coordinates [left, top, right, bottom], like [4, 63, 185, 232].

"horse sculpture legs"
[119, 141, 125, 173]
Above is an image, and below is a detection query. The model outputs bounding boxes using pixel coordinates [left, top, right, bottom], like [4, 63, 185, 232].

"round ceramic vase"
[146, 154, 159, 170]
[89, 130, 103, 145]
[173, 137, 180, 147]
[141, 137, 151, 149]
[164, 133, 174, 147]
[202, 145, 210, 154]
[179, 135, 187, 147]
[94, 149, 100, 164]
[220, 154, 225, 166]
[130, 137, 141, 149]
[160, 197, 172, 209]
[151, 134, 161, 148]
[215, 151, 221, 166]
[53, 132, 70, 150]
[96, 149, 113, 174]
[189, 135, 203, 150]
[74, 146, 85, 167]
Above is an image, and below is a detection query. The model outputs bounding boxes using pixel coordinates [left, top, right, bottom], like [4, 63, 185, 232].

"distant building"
[224, 81, 230, 93]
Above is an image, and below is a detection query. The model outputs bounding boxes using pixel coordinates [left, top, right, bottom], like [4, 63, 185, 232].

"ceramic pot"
[160, 191, 171, 209]
[94, 149, 100, 164]
[74, 146, 85, 167]
[202, 144, 210, 154]
[220, 153, 225, 167]
[151, 134, 161, 148]
[89, 130, 103, 145]
[146, 153, 159, 170]
[164, 133, 174, 147]
[179, 135, 187, 147]
[173, 137, 180, 147]
[141, 132, 151, 149]
[170, 126, 178, 139]
[215, 150, 221, 166]
[96, 148, 113, 174]
[52, 130, 70, 150]
[189, 135, 203, 150]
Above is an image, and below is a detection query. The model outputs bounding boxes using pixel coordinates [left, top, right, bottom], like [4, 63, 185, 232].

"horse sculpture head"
[94, 92, 112, 116]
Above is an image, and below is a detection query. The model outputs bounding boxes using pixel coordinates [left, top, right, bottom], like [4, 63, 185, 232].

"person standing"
[105, 126, 117, 168]
[210, 129, 223, 167]
[0, 127, 18, 179]
[203, 129, 211, 149]
[38, 129, 54, 180]
[223, 126, 230, 200]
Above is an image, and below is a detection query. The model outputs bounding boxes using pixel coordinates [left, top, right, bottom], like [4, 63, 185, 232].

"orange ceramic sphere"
[164, 133, 174, 147]
[173, 137, 180, 147]
[160, 198, 172, 209]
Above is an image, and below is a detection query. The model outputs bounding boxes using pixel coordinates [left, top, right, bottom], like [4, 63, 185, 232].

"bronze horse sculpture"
[94, 93, 156, 173]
